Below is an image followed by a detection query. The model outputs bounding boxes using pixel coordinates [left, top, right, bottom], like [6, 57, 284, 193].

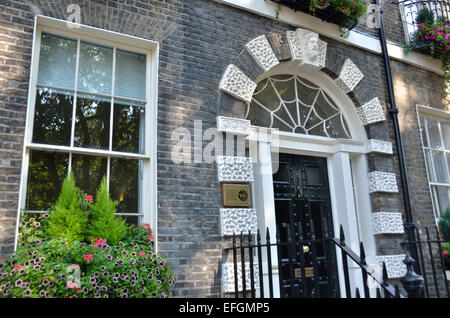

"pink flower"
[84, 195, 94, 202]
[14, 264, 24, 270]
[66, 280, 78, 289]
[139, 252, 146, 256]
[446, 45, 450, 50]
[83, 254, 93, 262]
[444, 250, 449, 255]
[35, 222, 40, 228]
[142, 223, 150, 229]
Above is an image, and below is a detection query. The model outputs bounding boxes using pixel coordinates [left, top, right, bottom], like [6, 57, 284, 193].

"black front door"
[273, 153, 339, 298]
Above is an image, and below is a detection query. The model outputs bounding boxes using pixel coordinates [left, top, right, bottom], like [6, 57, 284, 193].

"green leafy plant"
[87, 178, 127, 246]
[0, 217, 174, 298]
[403, 9, 450, 86]
[46, 172, 88, 243]
[439, 207, 450, 242]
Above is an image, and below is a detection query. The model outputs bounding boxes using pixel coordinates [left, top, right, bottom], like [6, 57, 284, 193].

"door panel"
[273, 153, 339, 298]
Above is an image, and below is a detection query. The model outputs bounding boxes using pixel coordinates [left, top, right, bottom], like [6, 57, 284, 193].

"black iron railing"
[402, 225, 450, 298]
[397, 0, 450, 56]
[223, 224, 409, 298]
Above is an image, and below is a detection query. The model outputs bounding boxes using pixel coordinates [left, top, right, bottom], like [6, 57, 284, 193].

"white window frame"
[416, 104, 450, 223]
[14, 16, 159, 250]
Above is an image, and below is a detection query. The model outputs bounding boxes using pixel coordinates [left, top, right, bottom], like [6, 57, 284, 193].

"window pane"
[441, 121, 450, 150]
[26, 150, 69, 211]
[32, 88, 73, 146]
[419, 116, 428, 147]
[112, 100, 145, 154]
[115, 50, 146, 100]
[424, 149, 437, 183]
[431, 150, 449, 183]
[436, 186, 450, 217]
[110, 158, 139, 213]
[122, 215, 140, 226]
[426, 118, 443, 149]
[37, 33, 77, 89]
[71, 154, 107, 197]
[78, 42, 113, 95]
[74, 94, 111, 150]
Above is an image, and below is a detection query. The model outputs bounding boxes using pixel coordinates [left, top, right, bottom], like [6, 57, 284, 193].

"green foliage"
[415, 7, 434, 25]
[0, 224, 175, 298]
[439, 207, 450, 242]
[87, 178, 127, 246]
[46, 172, 88, 243]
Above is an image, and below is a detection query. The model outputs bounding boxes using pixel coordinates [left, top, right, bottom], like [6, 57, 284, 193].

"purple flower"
[42, 279, 48, 286]
[15, 279, 22, 287]
[147, 273, 153, 280]
[122, 250, 127, 256]
[40, 290, 46, 297]
[94, 272, 99, 277]
[160, 261, 166, 267]
[23, 289, 31, 296]
[43, 214, 49, 218]
[103, 272, 109, 277]
[112, 277, 118, 283]
[89, 277, 96, 283]
[101, 286, 107, 291]
[34, 265, 41, 270]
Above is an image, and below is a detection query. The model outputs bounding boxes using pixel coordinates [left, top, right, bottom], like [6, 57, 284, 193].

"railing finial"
[400, 255, 424, 298]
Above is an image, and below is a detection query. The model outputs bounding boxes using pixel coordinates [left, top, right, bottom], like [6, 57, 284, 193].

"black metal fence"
[223, 225, 410, 298]
[402, 225, 450, 298]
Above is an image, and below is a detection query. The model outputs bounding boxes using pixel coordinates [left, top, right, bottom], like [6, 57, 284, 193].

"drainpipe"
[374, 0, 420, 272]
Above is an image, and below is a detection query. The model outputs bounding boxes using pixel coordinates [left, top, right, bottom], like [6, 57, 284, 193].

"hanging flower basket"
[273, 0, 367, 35]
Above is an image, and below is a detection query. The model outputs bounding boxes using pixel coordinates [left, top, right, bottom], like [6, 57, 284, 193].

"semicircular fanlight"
[245, 75, 351, 139]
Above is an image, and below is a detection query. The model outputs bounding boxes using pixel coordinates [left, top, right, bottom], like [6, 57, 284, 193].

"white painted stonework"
[217, 116, 252, 136]
[245, 35, 279, 71]
[375, 254, 407, 278]
[371, 212, 404, 234]
[219, 64, 257, 103]
[286, 29, 327, 68]
[357, 97, 386, 125]
[222, 262, 260, 293]
[220, 208, 258, 236]
[334, 58, 364, 93]
[364, 139, 393, 155]
[217, 156, 254, 182]
[368, 171, 399, 193]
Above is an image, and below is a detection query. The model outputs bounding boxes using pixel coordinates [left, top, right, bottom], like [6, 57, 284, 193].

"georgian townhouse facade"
[0, 0, 448, 298]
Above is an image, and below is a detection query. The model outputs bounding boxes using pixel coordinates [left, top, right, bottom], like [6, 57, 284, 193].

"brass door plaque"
[222, 183, 251, 207]
[294, 267, 314, 278]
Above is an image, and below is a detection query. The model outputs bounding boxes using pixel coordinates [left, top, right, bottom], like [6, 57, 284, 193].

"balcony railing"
[397, 0, 450, 57]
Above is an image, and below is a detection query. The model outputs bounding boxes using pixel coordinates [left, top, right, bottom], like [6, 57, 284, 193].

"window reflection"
[110, 158, 139, 213]
[26, 150, 69, 211]
[74, 94, 111, 150]
[112, 100, 145, 154]
[32, 88, 73, 146]
[78, 42, 113, 95]
[71, 154, 107, 197]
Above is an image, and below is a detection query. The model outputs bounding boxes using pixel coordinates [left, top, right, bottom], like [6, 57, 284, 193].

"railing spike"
[376, 287, 382, 298]
[395, 284, 400, 298]
[382, 262, 389, 286]
[266, 227, 271, 243]
[339, 225, 345, 246]
[359, 242, 366, 265]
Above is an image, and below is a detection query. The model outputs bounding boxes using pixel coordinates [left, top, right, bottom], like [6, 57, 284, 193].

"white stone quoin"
[375, 254, 407, 278]
[357, 97, 386, 125]
[334, 58, 364, 93]
[364, 139, 393, 155]
[217, 156, 254, 182]
[219, 64, 257, 103]
[222, 262, 260, 293]
[367, 171, 399, 193]
[220, 208, 258, 236]
[371, 212, 404, 234]
[245, 35, 279, 71]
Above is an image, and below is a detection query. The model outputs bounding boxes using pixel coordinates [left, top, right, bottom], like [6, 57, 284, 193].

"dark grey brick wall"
[0, 0, 447, 298]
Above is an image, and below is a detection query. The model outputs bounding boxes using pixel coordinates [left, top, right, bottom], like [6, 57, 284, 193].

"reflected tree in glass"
[74, 95, 110, 150]
[110, 158, 139, 213]
[32, 88, 73, 146]
[26, 150, 69, 211]
[71, 154, 107, 197]
[112, 101, 145, 154]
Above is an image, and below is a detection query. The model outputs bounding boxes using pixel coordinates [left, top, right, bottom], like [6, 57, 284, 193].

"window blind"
[37, 33, 77, 90]
[115, 49, 146, 101]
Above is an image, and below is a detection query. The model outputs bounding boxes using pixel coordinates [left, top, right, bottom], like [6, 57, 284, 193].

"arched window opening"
[246, 75, 351, 139]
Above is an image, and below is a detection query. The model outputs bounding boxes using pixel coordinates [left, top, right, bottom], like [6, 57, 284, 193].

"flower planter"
[273, 0, 359, 31]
